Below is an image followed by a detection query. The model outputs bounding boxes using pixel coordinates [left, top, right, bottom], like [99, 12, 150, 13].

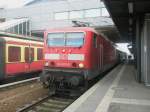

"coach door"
[25, 45, 35, 72]
[99, 44, 103, 70]
[25, 46, 30, 72]
[29, 46, 35, 71]
[30, 47, 43, 71]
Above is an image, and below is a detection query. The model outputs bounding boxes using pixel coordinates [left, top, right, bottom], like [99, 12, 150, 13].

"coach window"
[25, 47, 29, 62]
[37, 48, 43, 60]
[25, 47, 34, 62]
[93, 34, 97, 48]
[8, 46, 21, 62]
[30, 48, 34, 62]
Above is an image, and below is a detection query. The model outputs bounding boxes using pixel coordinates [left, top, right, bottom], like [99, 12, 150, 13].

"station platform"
[63, 64, 150, 112]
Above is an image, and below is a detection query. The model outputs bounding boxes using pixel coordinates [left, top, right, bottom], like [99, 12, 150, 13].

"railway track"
[0, 65, 118, 112]
[15, 69, 111, 112]
[17, 95, 75, 112]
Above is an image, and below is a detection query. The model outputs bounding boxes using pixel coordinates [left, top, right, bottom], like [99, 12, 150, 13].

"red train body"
[0, 33, 44, 81]
[41, 27, 117, 87]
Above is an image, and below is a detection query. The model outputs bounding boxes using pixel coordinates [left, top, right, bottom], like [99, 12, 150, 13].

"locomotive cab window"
[66, 32, 84, 47]
[47, 33, 65, 46]
[93, 33, 97, 48]
[8, 46, 21, 62]
[47, 32, 84, 47]
[37, 48, 43, 60]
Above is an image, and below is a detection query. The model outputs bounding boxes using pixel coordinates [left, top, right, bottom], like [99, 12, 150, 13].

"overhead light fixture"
[128, 2, 133, 14]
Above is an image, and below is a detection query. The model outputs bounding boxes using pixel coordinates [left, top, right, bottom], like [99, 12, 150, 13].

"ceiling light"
[128, 2, 133, 14]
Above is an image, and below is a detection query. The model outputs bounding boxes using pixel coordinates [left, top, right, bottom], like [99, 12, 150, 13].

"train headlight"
[45, 62, 49, 66]
[79, 63, 84, 68]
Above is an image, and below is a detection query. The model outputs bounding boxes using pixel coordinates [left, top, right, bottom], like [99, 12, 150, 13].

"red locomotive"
[41, 27, 118, 89]
[0, 32, 44, 81]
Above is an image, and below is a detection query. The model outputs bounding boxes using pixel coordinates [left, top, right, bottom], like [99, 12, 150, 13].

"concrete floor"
[63, 64, 150, 112]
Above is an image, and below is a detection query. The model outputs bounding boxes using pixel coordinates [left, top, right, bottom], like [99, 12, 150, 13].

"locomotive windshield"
[47, 33, 65, 46]
[66, 32, 84, 46]
[47, 32, 84, 47]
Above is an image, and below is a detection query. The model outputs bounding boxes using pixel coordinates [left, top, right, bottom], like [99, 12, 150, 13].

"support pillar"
[142, 14, 150, 85]
[135, 16, 142, 82]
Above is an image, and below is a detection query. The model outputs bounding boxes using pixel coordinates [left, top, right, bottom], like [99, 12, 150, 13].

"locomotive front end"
[41, 30, 90, 88]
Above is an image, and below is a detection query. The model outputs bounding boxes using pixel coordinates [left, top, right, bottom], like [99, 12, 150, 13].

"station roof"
[95, 26, 120, 43]
[103, 0, 150, 42]
[25, 0, 67, 6]
[0, 18, 29, 31]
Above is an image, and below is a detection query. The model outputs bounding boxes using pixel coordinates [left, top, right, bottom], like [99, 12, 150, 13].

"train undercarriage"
[40, 68, 89, 96]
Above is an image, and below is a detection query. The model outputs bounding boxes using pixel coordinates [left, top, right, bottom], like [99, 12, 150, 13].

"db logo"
[60, 54, 68, 60]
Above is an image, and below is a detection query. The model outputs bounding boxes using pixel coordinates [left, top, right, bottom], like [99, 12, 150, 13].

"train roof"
[46, 27, 98, 33]
[0, 36, 44, 45]
[0, 31, 43, 42]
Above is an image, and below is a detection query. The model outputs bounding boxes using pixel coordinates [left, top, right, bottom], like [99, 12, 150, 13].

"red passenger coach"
[0, 32, 44, 81]
[41, 27, 117, 89]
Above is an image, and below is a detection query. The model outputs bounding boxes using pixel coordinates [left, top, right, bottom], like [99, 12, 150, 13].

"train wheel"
[49, 83, 56, 95]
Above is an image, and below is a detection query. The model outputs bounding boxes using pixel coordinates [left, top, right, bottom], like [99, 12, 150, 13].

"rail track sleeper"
[39, 103, 64, 109]
[47, 99, 70, 105]
[42, 102, 65, 108]
[36, 106, 61, 112]
[27, 110, 36, 112]
[52, 97, 74, 102]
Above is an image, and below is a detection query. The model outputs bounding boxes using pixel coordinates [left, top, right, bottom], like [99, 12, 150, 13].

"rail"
[0, 77, 40, 89]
